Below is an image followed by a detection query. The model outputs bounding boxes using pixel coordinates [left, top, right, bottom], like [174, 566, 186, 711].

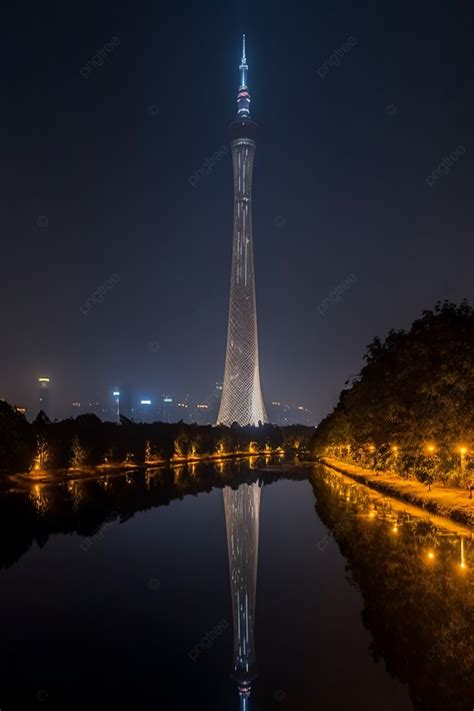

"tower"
[217, 36, 267, 427]
[223, 481, 261, 707]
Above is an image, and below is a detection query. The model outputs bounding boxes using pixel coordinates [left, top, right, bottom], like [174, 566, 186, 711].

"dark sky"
[3, 0, 474, 421]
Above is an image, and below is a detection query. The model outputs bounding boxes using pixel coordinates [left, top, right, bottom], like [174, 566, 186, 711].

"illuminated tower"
[38, 377, 50, 417]
[217, 36, 267, 426]
[223, 481, 261, 707]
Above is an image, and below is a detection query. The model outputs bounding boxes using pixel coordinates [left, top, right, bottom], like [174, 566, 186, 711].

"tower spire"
[237, 34, 250, 118]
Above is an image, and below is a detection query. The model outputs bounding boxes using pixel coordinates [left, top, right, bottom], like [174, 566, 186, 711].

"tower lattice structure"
[223, 480, 261, 706]
[217, 35, 267, 427]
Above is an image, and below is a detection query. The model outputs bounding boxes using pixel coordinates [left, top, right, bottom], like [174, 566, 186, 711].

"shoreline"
[9, 450, 285, 486]
[320, 456, 474, 530]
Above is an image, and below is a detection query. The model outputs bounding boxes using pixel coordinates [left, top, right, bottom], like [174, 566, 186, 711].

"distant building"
[118, 386, 133, 420]
[268, 400, 314, 426]
[138, 399, 153, 423]
[112, 391, 120, 424]
[176, 401, 189, 421]
[38, 377, 50, 417]
[162, 396, 173, 423]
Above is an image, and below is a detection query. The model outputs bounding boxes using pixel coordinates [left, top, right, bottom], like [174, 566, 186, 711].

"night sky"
[3, 0, 474, 421]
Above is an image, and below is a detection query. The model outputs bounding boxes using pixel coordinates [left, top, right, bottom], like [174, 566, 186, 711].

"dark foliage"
[0, 405, 314, 475]
[312, 301, 474, 486]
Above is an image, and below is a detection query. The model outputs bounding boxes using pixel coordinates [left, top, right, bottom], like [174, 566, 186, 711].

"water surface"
[0, 459, 471, 710]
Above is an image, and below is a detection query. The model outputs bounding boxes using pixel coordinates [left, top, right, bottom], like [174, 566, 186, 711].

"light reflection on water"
[0, 458, 472, 710]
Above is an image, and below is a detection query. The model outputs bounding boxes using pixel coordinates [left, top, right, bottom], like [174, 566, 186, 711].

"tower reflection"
[223, 482, 262, 709]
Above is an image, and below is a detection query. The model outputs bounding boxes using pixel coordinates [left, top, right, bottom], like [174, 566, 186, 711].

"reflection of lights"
[459, 538, 467, 571]
[458, 446, 468, 455]
[392, 525, 398, 534]
[368, 510, 376, 519]
[426, 444, 436, 454]
[426, 550, 435, 561]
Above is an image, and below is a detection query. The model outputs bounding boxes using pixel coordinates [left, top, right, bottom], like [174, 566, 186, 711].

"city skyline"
[1, 377, 314, 426]
[3, 2, 474, 427]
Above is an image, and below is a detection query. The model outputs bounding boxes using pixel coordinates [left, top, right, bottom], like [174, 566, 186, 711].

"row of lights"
[358, 444, 470, 456]
[333, 443, 470, 454]
[365, 506, 468, 572]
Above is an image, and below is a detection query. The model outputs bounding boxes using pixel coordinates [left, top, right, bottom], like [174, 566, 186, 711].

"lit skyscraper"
[113, 391, 120, 424]
[38, 377, 50, 417]
[217, 36, 267, 427]
[163, 396, 173, 422]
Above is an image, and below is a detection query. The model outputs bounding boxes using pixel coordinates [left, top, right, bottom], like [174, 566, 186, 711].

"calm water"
[0, 459, 472, 710]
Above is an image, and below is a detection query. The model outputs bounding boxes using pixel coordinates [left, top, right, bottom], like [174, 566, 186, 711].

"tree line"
[0, 401, 314, 474]
[313, 301, 474, 489]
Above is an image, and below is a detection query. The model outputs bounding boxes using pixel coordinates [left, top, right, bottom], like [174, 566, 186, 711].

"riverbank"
[11, 449, 286, 485]
[321, 457, 474, 528]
